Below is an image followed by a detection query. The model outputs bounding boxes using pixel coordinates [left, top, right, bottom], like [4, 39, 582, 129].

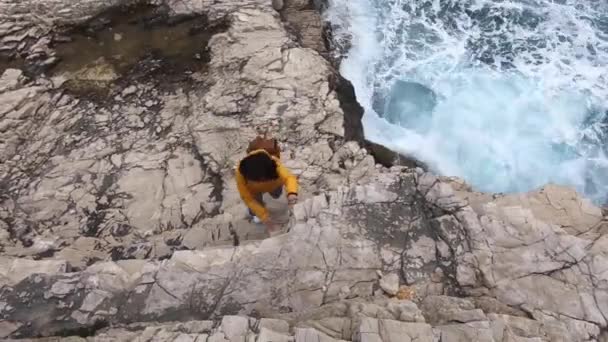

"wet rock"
[70, 57, 119, 83]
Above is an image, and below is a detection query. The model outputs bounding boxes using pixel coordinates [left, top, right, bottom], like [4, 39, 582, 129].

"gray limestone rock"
[272, 0, 285, 11]
[0, 1, 607, 342]
[421, 296, 488, 325]
[355, 318, 433, 342]
[379, 273, 399, 296]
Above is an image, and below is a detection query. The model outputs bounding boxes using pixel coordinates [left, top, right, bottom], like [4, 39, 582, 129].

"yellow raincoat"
[235, 149, 298, 222]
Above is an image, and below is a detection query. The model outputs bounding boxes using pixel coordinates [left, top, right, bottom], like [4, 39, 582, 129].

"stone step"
[181, 194, 296, 250]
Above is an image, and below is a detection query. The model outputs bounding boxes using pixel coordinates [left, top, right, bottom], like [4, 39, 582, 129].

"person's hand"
[287, 194, 298, 207]
[264, 219, 278, 234]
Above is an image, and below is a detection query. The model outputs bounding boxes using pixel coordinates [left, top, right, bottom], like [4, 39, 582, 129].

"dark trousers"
[249, 186, 283, 217]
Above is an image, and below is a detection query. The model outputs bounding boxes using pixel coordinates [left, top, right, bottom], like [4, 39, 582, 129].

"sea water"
[326, 0, 608, 204]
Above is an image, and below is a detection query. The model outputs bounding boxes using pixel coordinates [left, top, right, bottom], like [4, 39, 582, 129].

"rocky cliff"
[0, 0, 607, 341]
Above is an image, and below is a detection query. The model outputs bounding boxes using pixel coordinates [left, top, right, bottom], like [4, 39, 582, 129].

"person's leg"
[248, 192, 265, 219]
[269, 186, 283, 199]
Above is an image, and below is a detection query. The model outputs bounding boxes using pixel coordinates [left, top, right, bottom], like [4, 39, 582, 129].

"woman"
[235, 138, 298, 234]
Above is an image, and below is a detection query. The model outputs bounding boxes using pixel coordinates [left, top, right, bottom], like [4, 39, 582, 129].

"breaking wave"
[326, 0, 608, 204]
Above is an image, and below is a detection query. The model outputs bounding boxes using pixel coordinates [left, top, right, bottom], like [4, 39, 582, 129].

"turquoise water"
[326, 0, 608, 203]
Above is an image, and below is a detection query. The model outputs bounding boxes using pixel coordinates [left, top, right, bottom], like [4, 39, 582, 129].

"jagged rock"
[354, 317, 433, 342]
[379, 273, 399, 296]
[272, 0, 284, 11]
[110, 242, 152, 260]
[295, 327, 344, 342]
[221, 315, 250, 340]
[298, 317, 352, 340]
[462, 197, 608, 329]
[0, 164, 602, 341]
[259, 327, 293, 342]
[259, 318, 290, 334]
[383, 300, 425, 323]
[122, 85, 137, 96]
[453, 182, 604, 237]
[0, 176, 462, 337]
[0, 0, 351, 264]
[0, 69, 24, 92]
[470, 296, 527, 318]
[54, 236, 109, 270]
[0, 223, 10, 242]
[0, 257, 67, 285]
[421, 296, 487, 325]
[432, 322, 495, 342]
[111, 223, 131, 237]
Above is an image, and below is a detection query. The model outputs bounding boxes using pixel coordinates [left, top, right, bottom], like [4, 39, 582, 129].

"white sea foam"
[325, 0, 608, 203]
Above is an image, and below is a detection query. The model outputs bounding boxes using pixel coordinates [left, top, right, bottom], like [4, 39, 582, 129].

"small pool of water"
[0, 54, 26, 76]
[51, 5, 217, 77]
[3, 4, 226, 97]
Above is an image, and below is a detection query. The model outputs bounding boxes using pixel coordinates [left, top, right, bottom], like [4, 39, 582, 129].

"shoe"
[247, 209, 259, 223]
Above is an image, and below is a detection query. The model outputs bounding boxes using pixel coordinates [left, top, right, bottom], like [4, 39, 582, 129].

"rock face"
[2, 171, 607, 341]
[0, 0, 607, 341]
[0, 0, 348, 266]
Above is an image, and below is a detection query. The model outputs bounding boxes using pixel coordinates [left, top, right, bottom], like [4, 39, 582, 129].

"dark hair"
[239, 152, 279, 182]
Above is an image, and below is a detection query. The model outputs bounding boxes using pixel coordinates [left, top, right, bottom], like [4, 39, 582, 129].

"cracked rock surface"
[1, 0, 347, 266]
[1, 0, 607, 341]
[2, 171, 607, 341]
